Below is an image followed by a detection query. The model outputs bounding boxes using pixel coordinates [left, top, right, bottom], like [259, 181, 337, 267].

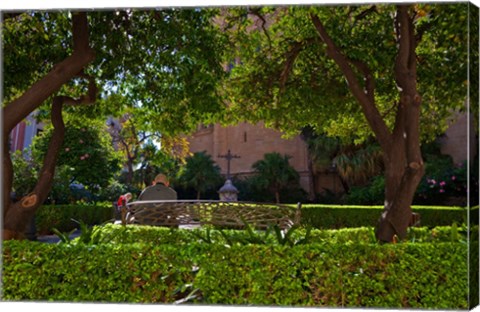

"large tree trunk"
[311, 5, 424, 242]
[2, 12, 95, 240]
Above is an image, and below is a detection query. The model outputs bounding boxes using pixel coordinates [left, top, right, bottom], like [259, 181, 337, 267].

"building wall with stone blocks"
[187, 122, 313, 195]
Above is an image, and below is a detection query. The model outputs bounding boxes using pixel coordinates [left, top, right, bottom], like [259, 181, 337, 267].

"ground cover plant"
[3, 222, 475, 308]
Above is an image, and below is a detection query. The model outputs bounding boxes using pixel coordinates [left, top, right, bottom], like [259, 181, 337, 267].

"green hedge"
[90, 224, 475, 246]
[300, 204, 468, 228]
[35, 202, 114, 235]
[33, 203, 469, 234]
[2, 240, 468, 308]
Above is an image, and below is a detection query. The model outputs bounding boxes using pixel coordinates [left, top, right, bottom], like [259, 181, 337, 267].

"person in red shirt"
[117, 192, 132, 207]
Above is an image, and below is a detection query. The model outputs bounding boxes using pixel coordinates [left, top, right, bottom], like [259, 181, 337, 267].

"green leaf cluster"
[221, 4, 469, 143]
[176, 151, 223, 199]
[2, 239, 469, 308]
[300, 204, 467, 229]
[31, 119, 123, 190]
[90, 223, 475, 246]
[35, 202, 113, 235]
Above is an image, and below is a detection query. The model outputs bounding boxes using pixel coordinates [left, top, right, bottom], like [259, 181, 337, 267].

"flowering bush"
[415, 157, 470, 205]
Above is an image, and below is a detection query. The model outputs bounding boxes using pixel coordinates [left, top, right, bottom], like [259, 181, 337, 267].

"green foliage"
[2, 238, 468, 308]
[222, 4, 468, 143]
[90, 223, 475, 246]
[300, 204, 467, 229]
[415, 155, 470, 205]
[345, 175, 386, 205]
[10, 149, 38, 198]
[251, 152, 302, 203]
[4, 10, 228, 134]
[344, 144, 473, 206]
[31, 120, 122, 190]
[35, 203, 113, 235]
[231, 174, 307, 203]
[176, 152, 223, 199]
[95, 180, 141, 203]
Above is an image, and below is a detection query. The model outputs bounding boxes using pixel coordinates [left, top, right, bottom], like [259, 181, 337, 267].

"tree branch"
[354, 5, 377, 22]
[279, 38, 316, 92]
[3, 11, 95, 223]
[3, 12, 95, 133]
[310, 13, 391, 149]
[349, 58, 375, 102]
[247, 7, 272, 50]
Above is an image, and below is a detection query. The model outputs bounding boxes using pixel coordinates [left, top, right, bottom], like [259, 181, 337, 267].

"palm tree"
[252, 152, 299, 203]
[178, 151, 222, 199]
[304, 130, 383, 193]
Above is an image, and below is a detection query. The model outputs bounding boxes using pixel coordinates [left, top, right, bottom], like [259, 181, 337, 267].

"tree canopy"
[3, 9, 227, 134]
[219, 3, 474, 242]
[2, 8, 228, 239]
[221, 4, 469, 144]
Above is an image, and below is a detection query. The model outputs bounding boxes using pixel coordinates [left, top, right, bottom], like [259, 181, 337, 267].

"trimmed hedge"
[300, 204, 468, 228]
[33, 203, 469, 234]
[91, 224, 475, 246]
[35, 202, 114, 235]
[2, 240, 468, 308]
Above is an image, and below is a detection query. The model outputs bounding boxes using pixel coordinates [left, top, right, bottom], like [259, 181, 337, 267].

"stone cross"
[217, 149, 241, 179]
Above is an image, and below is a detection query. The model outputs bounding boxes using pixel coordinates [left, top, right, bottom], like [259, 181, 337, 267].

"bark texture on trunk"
[311, 5, 425, 242]
[2, 12, 96, 240]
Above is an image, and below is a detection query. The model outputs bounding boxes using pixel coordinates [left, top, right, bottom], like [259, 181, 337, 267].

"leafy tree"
[108, 111, 162, 185]
[303, 129, 383, 194]
[177, 151, 223, 200]
[134, 136, 189, 189]
[2, 9, 227, 239]
[252, 152, 300, 203]
[31, 119, 123, 191]
[10, 150, 38, 200]
[221, 4, 472, 242]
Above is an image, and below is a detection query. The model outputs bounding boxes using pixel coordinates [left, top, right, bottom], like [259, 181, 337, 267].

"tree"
[302, 128, 383, 195]
[252, 152, 300, 203]
[2, 9, 227, 239]
[221, 4, 470, 242]
[135, 136, 190, 188]
[31, 119, 122, 191]
[177, 151, 223, 199]
[108, 112, 162, 185]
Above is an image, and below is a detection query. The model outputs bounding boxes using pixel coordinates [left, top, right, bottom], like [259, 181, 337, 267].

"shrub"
[2, 240, 468, 308]
[344, 175, 385, 205]
[35, 202, 114, 235]
[90, 224, 475, 246]
[233, 175, 308, 203]
[300, 204, 467, 229]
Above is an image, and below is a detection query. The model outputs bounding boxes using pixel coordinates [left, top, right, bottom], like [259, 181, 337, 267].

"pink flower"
[80, 156, 85, 160]
[79, 139, 84, 144]
[439, 189, 445, 193]
[84, 153, 90, 158]
[65, 148, 70, 152]
[439, 181, 446, 187]
[451, 176, 456, 181]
